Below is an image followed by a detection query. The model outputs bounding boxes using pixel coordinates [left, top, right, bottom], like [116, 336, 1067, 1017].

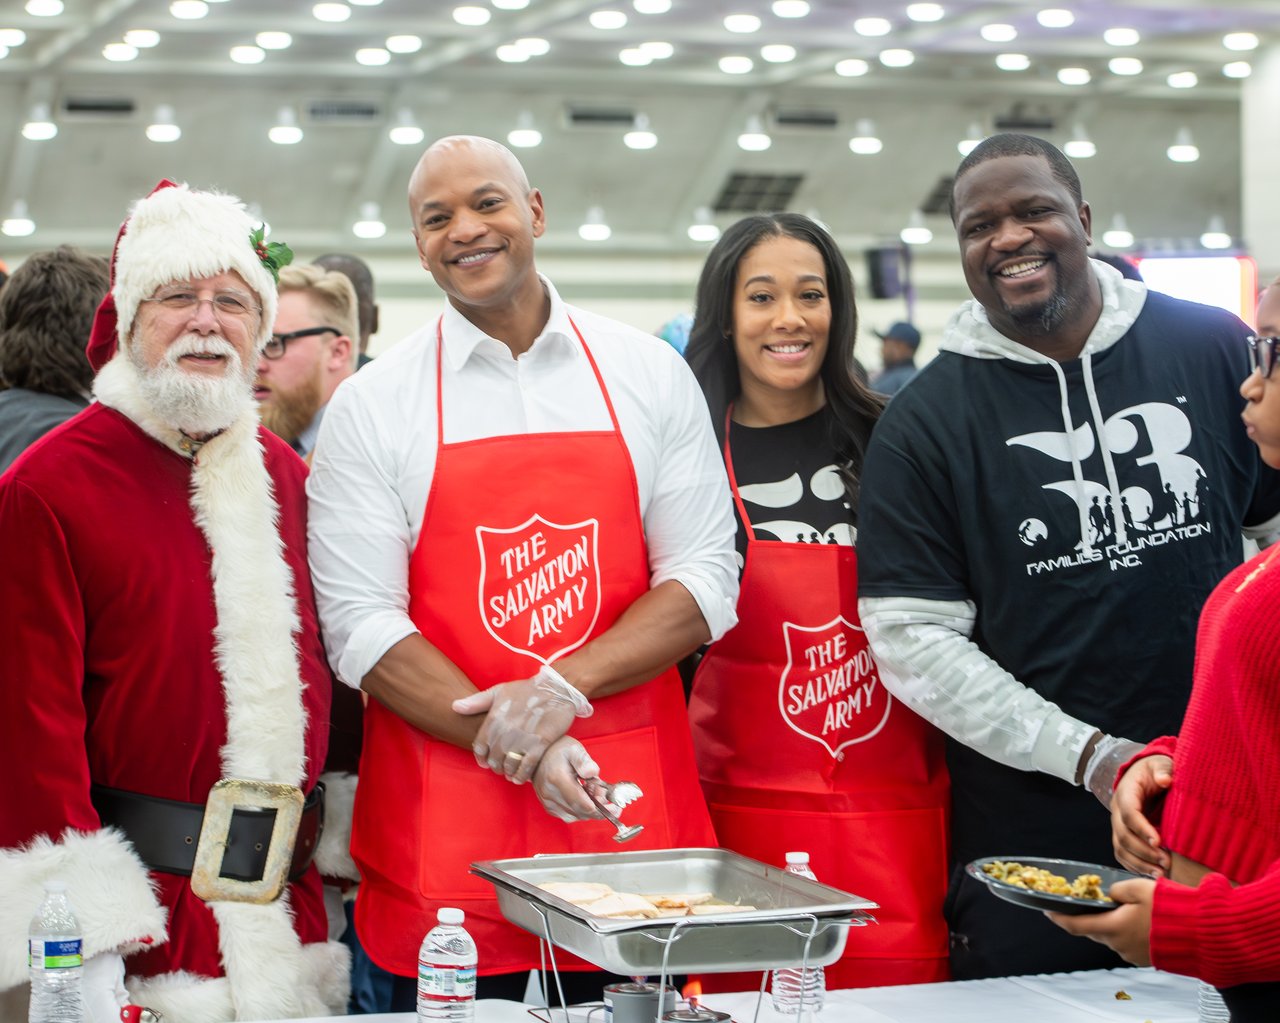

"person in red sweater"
[1049, 306, 1280, 1021]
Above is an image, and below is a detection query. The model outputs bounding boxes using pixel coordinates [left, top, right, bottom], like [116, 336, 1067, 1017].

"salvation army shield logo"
[779, 615, 892, 758]
[477, 514, 602, 666]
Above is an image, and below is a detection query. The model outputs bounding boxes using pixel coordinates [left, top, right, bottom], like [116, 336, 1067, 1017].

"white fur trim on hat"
[112, 183, 278, 353]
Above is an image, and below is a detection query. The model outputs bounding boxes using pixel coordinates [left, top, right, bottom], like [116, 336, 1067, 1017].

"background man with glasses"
[856, 133, 1280, 981]
[255, 263, 359, 459]
[0, 182, 348, 1021]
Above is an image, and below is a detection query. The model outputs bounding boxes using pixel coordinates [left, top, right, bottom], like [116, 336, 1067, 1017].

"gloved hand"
[532, 737, 604, 822]
[82, 952, 129, 1023]
[1080, 734, 1146, 808]
[453, 665, 592, 783]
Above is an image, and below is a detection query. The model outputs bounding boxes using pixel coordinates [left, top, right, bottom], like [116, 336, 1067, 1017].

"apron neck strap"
[723, 405, 757, 541]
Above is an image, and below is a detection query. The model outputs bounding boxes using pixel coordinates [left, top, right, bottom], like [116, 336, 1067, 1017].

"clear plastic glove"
[1081, 734, 1145, 808]
[452, 666, 590, 783]
[532, 737, 604, 822]
[82, 952, 129, 1023]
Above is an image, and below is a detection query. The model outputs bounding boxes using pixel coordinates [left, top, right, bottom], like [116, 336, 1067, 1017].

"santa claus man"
[0, 182, 350, 1021]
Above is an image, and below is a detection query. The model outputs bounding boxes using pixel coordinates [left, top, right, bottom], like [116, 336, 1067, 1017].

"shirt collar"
[295, 404, 325, 457]
[440, 274, 578, 371]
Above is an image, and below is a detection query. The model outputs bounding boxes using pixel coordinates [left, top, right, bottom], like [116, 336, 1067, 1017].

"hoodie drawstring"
[1083, 351, 1128, 546]
[1048, 360, 1095, 554]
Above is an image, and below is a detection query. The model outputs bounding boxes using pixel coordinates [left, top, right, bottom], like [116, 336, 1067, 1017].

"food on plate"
[536, 882, 755, 919]
[981, 860, 1112, 902]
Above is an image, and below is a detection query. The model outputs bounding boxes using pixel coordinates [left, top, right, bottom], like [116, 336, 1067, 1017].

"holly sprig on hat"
[250, 225, 294, 283]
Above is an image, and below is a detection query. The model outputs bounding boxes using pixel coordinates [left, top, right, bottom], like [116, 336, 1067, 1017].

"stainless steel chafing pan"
[471, 847, 878, 974]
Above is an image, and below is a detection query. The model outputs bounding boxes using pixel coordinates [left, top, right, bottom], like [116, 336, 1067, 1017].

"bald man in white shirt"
[306, 136, 737, 1004]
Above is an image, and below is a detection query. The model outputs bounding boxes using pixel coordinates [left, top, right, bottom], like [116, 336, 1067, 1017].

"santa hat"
[86, 180, 286, 372]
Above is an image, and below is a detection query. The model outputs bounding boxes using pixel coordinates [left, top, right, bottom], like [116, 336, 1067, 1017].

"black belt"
[91, 782, 324, 884]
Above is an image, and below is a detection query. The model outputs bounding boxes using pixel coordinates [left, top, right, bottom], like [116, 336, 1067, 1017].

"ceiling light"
[492, 0, 529, 8]
[349, 0, 383, 5]
[1109, 56, 1143, 75]
[761, 43, 796, 63]
[772, 0, 810, 16]
[257, 31, 292, 49]
[22, 104, 57, 140]
[169, 0, 208, 19]
[1166, 127, 1198, 163]
[719, 55, 754, 74]
[0, 29, 25, 47]
[507, 111, 542, 148]
[496, 43, 530, 62]
[1223, 31, 1258, 51]
[269, 106, 303, 145]
[357, 46, 391, 65]
[589, 10, 627, 29]
[453, 5, 490, 25]
[737, 115, 771, 151]
[688, 207, 720, 242]
[900, 210, 932, 246]
[1102, 214, 1133, 249]
[848, 118, 883, 155]
[1036, 8, 1074, 28]
[313, 3, 351, 22]
[1223, 60, 1251, 79]
[1063, 125, 1095, 158]
[517, 37, 550, 56]
[579, 206, 611, 242]
[124, 29, 159, 47]
[906, 4, 944, 22]
[1057, 66, 1091, 85]
[855, 17, 891, 36]
[879, 48, 914, 67]
[0, 45, 9, 59]
[352, 202, 386, 239]
[386, 34, 422, 53]
[103, 42, 139, 61]
[146, 104, 181, 142]
[1, 200, 35, 237]
[633, 0, 672, 12]
[624, 113, 657, 149]
[619, 47, 651, 65]
[958, 122, 983, 155]
[1103, 27, 1139, 46]
[1167, 70, 1197, 89]
[725, 14, 761, 32]
[995, 52, 1029, 71]
[389, 108, 424, 145]
[981, 24, 1017, 43]
[1200, 215, 1231, 250]
[230, 45, 265, 64]
[835, 58, 869, 77]
[639, 40, 673, 59]
[26, 0, 65, 14]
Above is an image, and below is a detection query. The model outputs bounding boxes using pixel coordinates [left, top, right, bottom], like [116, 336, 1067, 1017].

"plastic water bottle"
[28, 880, 84, 1023]
[417, 907, 477, 1023]
[771, 852, 825, 1015]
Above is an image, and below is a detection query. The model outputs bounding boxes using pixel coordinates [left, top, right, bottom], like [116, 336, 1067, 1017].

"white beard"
[127, 333, 256, 437]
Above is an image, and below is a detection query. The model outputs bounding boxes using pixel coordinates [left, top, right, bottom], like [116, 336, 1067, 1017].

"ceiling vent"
[993, 103, 1055, 132]
[772, 108, 838, 130]
[61, 96, 135, 119]
[920, 175, 954, 217]
[565, 105, 636, 129]
[712, 172, 805, 214]
[306, 99, 382, 124]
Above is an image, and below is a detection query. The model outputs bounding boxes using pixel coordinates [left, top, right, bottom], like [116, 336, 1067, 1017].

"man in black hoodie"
[857, 133, 1280, 980]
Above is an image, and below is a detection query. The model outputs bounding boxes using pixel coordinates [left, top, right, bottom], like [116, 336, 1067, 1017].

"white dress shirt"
[307, 277, 739, 688]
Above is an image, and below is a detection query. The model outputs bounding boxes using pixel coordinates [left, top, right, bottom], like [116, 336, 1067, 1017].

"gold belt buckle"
[190, 779, 304, 905]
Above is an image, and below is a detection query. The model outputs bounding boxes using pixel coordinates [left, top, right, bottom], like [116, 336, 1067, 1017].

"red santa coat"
[0, 355, 348, 1021]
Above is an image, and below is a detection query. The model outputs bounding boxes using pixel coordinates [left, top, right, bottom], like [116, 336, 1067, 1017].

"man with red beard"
[256, 263, 358, 458]
[0, 182, 349, 1021]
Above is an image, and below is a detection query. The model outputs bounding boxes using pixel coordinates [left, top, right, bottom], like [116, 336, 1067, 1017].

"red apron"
[688, 412, 950, 988]
[353, 318, 715, 976]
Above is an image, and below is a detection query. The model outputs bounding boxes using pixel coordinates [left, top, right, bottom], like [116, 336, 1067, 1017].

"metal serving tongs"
[578, 776, 645, 842]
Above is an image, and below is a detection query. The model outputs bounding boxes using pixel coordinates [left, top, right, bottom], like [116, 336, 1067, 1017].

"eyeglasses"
[262, 326, 341, 360]
[1247, 335, 1280, 379]
[139, 286, 261, 321]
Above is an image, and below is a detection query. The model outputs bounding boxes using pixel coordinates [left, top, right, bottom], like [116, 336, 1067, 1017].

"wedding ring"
[505, 751, 526, 762]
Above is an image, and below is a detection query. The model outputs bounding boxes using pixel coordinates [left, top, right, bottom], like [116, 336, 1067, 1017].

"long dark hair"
[684, 212, 884, 509]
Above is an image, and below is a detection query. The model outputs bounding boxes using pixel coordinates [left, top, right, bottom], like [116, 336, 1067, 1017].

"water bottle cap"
[785, 852, 809, 865]
[437, 907, 465, 926]
[42, 879, 69, 893]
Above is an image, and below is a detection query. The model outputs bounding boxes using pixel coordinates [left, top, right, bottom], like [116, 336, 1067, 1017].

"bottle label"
[417, 963, 477, 1001]
[29, 938, 83, 970]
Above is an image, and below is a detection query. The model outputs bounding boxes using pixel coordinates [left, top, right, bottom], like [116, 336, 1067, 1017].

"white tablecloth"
[243, 967, 1199, 1023]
